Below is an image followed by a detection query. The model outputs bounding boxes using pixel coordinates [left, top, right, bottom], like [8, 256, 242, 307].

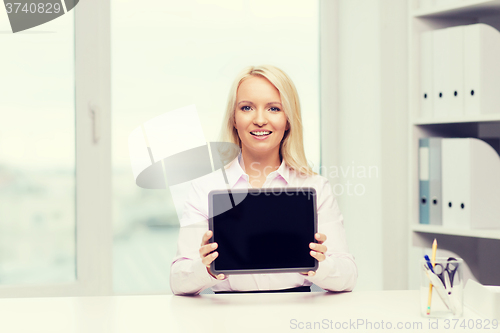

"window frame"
[0, 0, 112, 298]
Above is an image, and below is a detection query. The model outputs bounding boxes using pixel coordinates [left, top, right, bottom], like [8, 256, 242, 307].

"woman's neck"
[240, 148, 281, 179]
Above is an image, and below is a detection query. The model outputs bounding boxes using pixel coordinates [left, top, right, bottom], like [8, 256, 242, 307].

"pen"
[424, 255, 434, 272]
[426, 239, 437, 315]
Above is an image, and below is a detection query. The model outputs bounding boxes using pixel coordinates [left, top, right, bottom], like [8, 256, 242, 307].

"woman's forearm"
[305, 253, 358, 292]
[170, 257, 220, 295]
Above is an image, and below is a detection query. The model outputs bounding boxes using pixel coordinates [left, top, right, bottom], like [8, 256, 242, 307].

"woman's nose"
[253, 109, 268, 126]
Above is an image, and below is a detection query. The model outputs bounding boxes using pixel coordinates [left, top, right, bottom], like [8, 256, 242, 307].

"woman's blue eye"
[270, 107, 281, 112]
[241, 106, 251, 111]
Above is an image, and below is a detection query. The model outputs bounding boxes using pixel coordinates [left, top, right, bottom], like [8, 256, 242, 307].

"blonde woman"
[170, 65, 357, 295]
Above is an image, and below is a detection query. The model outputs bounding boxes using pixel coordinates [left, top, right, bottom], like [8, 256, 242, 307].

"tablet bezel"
[208, 187, 318, 275]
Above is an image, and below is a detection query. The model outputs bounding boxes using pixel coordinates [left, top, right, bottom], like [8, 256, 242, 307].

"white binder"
[442, 138, 500, 229]
[463, 24, 500, 115]
[433, 28, 450, 118]
[420, 31, 433, 118]
[448, 26, 464, 117]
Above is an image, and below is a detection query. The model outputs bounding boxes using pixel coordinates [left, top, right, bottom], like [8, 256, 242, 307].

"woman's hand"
[200, 230, 226, 280]
[300, 233, 327, 277]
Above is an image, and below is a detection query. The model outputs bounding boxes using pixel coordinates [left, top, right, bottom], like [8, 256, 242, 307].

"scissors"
[422, 257, 461, 315]
[433, 257, 459, 292]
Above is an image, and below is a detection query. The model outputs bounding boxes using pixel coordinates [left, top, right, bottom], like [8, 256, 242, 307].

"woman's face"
[233, 75, 289, 159]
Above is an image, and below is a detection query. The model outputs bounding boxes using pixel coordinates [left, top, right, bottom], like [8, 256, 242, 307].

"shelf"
[408, 0, 500, 288]
[411, 224, 500, 239]
[413, 0, 500, 18]
[412, 114, 500, 125]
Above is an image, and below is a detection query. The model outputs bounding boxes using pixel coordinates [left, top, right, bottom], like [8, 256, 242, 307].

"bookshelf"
[413, 0, 500, 18]
[412, 113, 500, 124]
[412, 224, 500, 240]
[408, 0, 500, 288]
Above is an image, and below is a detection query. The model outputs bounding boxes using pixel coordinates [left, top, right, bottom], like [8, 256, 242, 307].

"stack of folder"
[419, 138, 500, 228]
[420, 23, 500, 118]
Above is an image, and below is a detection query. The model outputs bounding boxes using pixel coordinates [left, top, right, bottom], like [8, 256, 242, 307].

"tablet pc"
[208, 187, 318, 275]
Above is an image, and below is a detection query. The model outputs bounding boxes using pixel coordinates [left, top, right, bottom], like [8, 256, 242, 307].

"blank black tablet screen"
[211, 189, 316, 272]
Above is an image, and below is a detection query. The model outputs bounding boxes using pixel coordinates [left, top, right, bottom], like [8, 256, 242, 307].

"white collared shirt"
[170, 153, 357, 295]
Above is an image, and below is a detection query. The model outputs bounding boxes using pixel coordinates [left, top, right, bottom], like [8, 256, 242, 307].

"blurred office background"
[8, 0, 500, 299]
[0, 0, 418, 296]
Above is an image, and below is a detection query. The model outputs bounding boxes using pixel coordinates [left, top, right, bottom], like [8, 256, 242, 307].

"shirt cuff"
[192, 257, 219, 287]
[305, 256, 334, 284]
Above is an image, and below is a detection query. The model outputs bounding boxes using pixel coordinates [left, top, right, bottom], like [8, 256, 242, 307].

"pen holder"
[420, 257, 464, 318]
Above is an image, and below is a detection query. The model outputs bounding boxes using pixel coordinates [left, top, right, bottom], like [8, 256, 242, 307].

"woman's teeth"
[251, 131, 271, 136]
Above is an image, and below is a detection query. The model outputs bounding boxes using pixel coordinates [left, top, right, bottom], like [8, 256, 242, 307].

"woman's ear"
[286, 122, 290, 131]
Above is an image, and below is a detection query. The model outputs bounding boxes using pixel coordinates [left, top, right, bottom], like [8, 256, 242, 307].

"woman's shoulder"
[190, 170, 219, 190]
[286, 168, 334, 200]
[190, 167, 231, 195]
[288, 166, 330, 187]
[180, 170, 227, 219]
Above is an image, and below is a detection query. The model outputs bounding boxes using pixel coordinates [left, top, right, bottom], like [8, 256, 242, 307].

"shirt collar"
[224, 152, 290, 188]
[275, 156, 290, 184]
[224, 153, 246, 188]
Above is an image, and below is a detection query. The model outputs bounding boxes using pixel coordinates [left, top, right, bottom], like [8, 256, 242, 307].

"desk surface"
[0, 290, 494, 333]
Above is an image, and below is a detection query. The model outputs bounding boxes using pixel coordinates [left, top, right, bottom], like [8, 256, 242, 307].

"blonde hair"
[219, 65, 317, 176]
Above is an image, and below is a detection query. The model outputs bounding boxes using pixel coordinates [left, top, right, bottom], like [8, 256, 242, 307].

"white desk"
[0, 290, 494, 333]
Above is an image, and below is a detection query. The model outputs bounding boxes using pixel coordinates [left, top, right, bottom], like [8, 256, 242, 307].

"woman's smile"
[250, 130, 272, 140]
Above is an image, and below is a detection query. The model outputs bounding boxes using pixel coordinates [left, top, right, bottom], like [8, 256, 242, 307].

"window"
[111, 0, 320, 294]
[0, 0, 319, 297]
[0, 0, 111, 298]
[0, 8, 75, 286]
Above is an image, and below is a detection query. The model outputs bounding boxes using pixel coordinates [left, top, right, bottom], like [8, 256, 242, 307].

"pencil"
[426, 239, 438, 315]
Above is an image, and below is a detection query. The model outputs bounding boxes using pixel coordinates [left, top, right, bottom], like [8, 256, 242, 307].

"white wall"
[379, 0, 409, 290]
[321, 0, 408, 291]
[338, 0, 383, 291]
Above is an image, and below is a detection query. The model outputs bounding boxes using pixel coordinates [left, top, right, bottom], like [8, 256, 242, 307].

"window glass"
[0, 11, 75, 284]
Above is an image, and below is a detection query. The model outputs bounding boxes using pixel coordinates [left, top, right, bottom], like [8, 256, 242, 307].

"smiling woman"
[170, 65, 358, 295]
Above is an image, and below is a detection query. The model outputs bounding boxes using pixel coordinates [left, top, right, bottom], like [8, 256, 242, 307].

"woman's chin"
[242, 144, 280, 156]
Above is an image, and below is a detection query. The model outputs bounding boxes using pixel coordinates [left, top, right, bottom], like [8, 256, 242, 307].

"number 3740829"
[444, 319, 498, 330]
[5, 3, 62, 14]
